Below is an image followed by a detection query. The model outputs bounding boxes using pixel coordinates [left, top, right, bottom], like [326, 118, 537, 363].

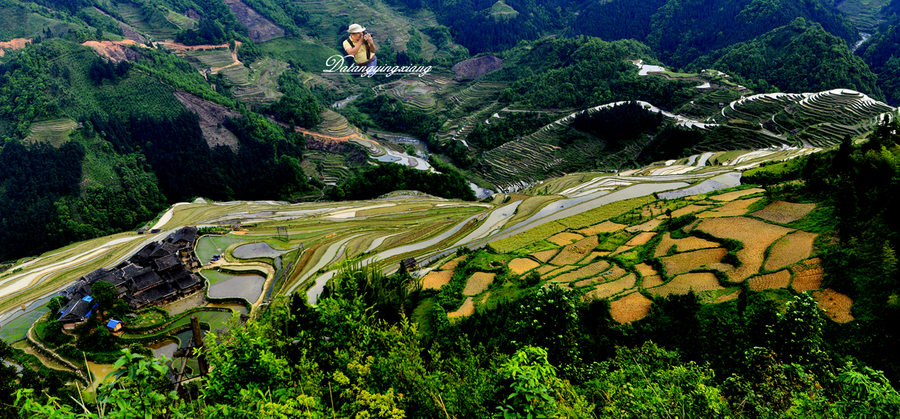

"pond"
[233, 242, 288, 259]
[205, 271, 266, 304]
[175, 329, 209, 349]
[147, 340, 178, 360]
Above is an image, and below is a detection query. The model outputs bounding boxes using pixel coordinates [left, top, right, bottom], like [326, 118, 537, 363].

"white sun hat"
[347, 24, 366, 33]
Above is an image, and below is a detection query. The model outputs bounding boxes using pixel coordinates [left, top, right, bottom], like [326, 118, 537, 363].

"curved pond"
[147, 340, 178, 359]
[205, 271, 266, 304]
[233, 242, 288, 259]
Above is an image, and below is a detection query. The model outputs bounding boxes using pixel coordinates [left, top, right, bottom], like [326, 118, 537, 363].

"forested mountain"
[856, 0, 900, 104]
[693, 18, 880, 96]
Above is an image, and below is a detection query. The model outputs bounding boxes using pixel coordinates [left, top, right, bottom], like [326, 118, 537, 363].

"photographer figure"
[344, 24, 377, 75]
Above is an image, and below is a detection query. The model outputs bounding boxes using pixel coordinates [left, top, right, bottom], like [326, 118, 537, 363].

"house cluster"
[58, 226, 203, 329]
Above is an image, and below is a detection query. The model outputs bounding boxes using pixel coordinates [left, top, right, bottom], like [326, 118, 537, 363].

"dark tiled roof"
[174, 272, 202, 291]
[130, 270, 165, 294]
[168, 226, 198, 247]
[58, 297, 97, 323]
[83, 268, 108, 284]
[121, 264, 147, 279]
[152, 254, 181, 272]
[133, 282, 177, 307]
[149, 243, 179, 260]
[130, 243, 160, 264]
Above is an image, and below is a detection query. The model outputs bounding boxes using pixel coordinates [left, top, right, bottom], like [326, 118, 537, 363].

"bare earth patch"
[764, 231, 817, 271]
[649, 272, 725, 297]
[698, 197, 763, 218]
[791, 258, 823, 292]
[577, 220, 627, 235]
[223, 0, 285, 42]
[441, 255, 467, 271]
[0, 38, 31, 57]
[531, 249, 559, 263]
[813, 289, 854, 323]
[508, 258, 540, 275]
[448, 297, 475, 319]
[659, 248, 727, 276]
[626, 232, 656, 246]
[753, 201, 816, 224]
[710, 188, 765, 201]
[697, 217, 793, 282]
[550, 235, 599, 265]
[452, 55, 503, 81]
[654, 233, 720, 257]
[610, 292, 652, 324]
[462, 272, 495, 295]
[748, 270, 791, 291]
[174, 91, 242, 151]
[582, 274, 636, 301]
[422, 270, 453, 290]
[548, 232, 585, 246]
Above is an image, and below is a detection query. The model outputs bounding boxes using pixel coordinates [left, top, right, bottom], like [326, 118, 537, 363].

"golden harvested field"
[654, 233, 720, 257]
[710, 188, 765, 201]
[610, 245, 634, 256]
[748, 270, 791, 291]
[713, 289, 742, 303]
[683, 219, 700, 233]
[610, 292, 652, 324]
[626, 219, 663, 232]
[550, 260, 613, 283]
[532, 249, 560, 263]
[578, 251, 606, 264]
[441, 256, 466, 271]
[641, 275, 664, 288]
[576, 221, 626, 235]
[698, 197, 763, 218]
[550, 235, 599, 265]
[581, 274, 636, 301]
[508, 258, 540, 275]
[791, 258, 823, 292]
[649, 272, 725, 297]
[548, 232, 585, 246]
[543, 265, 578, 280]
[752, 201, 816, 224]
[659, 248, 727, 276]
[813, 289, 854, 323]
[448, 297, 475, 319]
[536, 265, 556, 275]
[697, 217, 793, 282]
[764, 231, 817, 271]
[626, 232, 656, 246]
[462, 272, 495, 295]
[671, 204, 708, 218]
[422, 270, 453, 290]
[635, 263, 657, 277]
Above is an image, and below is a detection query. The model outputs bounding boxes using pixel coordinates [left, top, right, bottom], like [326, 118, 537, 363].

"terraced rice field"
[547, 232, 584, 246]
[764, 231, 817, 271]
[641, 275, 665, 288]
[813, 289, 854, 323]
[581, 274, 636, 300]
[697, 197, 762, 218]
[448, 297, 475, 319]
[24, 119, 77, 147]
[421, 270, 453, 290]
[609, 292, 652, 324]
[440, 256, 466, 271]
[626, 232, 656, 246]
[696, 217, 793, 282]
[508, 258, 540, 275]
[648, 272, 725, 296]
[549, 236, 599, 265]
[654, 233, 720, 257]
[462, 272, 495, 295]
[542, 265, 578, 279]
[635, 263, 657, 277]
[550, 261, 615, 283]
[710, 188, 765, 201]
[752, 201, 816, 224]
[791, 258, 824, 292]
[576, 221, 626, 235]
[659, 248, 728, 276]
[747, 270, 792, 291]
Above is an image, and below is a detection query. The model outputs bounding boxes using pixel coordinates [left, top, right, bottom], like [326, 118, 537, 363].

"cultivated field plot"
[531, 249, 560, 263]
[576, 221, 626, 235]
[581, 274, 636, 301]
[547, 232, 585, 246]
[508, 258, 540, 275]
[549, 260, 613, 283]
[421, 270, 453, 290]
[713, 289, 742, 303]
[654, 233, 720, 257]
[641, 275, 665, 288]
[710, 188, 765, 201]
[670, 204, 711, 217]
[791, 258, 824, 292]
[462, 272, 495, 295]
[696, 217, 793, 282]
[764, 231, 817, 271]
[697, 197, 763, 218]
[747, 270, 792, 291]
[609, 292, 652, 324]
[635, 263, 658, 277]
[549, 236, 599, 265]
[440, 255, 466, 271]
[448, 297, 475, 319]
[648, 272, 725, 297]
[626, 232, 656, 246]
[535, 265, 557, 275]
[625, 219, 664, 232]
[659, 248, 728, 276]
[752, 201, 816, 224]
[24, 119, 77, 147]
[542, 265, 578, 279]
[813, 289, 854, 323]
[578, 251, 607, 265]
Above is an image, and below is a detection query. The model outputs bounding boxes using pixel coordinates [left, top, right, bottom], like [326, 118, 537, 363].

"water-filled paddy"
[233, 242, 288, 259]
[204, 270, 266, 303]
